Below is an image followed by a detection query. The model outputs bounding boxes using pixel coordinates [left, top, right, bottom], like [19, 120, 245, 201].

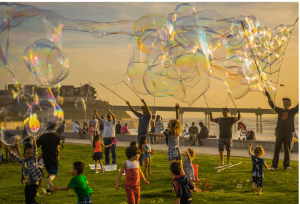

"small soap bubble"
[157, 198, 163, 202]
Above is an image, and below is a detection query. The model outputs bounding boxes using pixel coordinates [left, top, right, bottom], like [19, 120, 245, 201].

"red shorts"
[125, 185, 140, 204]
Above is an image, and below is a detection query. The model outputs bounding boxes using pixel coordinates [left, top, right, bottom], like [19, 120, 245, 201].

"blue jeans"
[137, 134, 149, 166]
[104, 138, 117, 165]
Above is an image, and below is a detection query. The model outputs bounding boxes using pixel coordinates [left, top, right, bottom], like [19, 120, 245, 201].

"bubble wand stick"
[122, 81, 142, 100]
[99, 82, 127, 102]
[228, 92, 238, 112]
[89, 82, 109, 109]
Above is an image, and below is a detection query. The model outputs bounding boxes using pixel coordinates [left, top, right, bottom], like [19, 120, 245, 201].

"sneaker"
[285, 167, 291, 170]
[95, 171, 99, 173]
[100, 170, 105, 173]
[45, 178, 54, 189]
[46, 189, 53, 195]
[270, 167, 276, 171]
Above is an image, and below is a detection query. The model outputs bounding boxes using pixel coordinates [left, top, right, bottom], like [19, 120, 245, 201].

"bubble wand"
[228, 92, 238, 112]
[89, 82, 109, 109]
[122, 81, 142, 100]
[99, 82, 127, 102]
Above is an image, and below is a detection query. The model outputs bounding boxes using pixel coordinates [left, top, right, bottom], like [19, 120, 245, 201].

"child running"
[6, 139, 43, 204]
[171, 161, 194, 204]
[91, 134, 112, 173]
[115, 146, 149, 204]
[182, 148, 195, 187]
[140, 136, 155, 177]
[52, 161, 93, 203]
[248, 142, 270, 195]
[147, 104, 183, 174]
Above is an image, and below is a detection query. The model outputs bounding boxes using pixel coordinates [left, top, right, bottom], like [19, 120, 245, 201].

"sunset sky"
[10, 2, 300, 118]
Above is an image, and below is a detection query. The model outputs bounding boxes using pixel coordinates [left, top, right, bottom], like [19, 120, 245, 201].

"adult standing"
[150, 115, 156, 144]
[126, 99, 151, 166]
[90, 115, 99, 135]
[95, 109, 117, 165]
[116, 121, 122, 134]
[196, 122, 209, 146]
[155, 115, 164, 144]
[99, 115, 105, 138]
[37, 123, 60, 195]
[210, 108, 241, 166]
[56, 121, 66, 137]
[266, 93, 298, 170]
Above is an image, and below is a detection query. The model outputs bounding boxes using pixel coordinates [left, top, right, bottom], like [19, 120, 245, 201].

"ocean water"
[129, 117, 299, 141]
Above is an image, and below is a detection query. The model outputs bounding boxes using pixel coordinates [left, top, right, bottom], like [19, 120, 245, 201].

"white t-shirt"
[101, 119, 115, 138]
[72, 123, 79, 132]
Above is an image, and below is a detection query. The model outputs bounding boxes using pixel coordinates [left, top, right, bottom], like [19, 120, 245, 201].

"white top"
[125, 160, 140, 169]
[72, 123, 79, 132]
[101, 119, 115, 138]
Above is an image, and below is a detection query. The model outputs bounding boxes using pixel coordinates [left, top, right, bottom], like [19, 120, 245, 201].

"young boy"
[171, 162, 194, 204]
[52, 161, 93, 203]
[115, 146, 149, 204]
[6, 139, 43, 204]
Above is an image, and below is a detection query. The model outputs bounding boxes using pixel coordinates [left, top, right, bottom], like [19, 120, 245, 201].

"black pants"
[25, 184, 38, 204]
[104, 138, 117, 165]
[272, 131, 292, 168]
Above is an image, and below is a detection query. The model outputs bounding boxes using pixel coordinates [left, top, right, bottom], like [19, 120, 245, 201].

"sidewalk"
[65, 138, 299, 161]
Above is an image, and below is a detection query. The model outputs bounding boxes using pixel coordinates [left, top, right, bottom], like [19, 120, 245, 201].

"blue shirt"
[138, 113, 150, 134]
[251, 155, 265, 178]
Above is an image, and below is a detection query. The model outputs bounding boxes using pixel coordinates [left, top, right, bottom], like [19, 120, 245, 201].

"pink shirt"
[121, 126, 131, 134]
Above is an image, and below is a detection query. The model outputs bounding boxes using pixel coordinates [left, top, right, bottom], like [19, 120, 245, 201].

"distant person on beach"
[95, 109, 117, 165]
[196, 122, 209, 146]
[210, 108, 241, 166]
[150, 115, 156, 144]
[155, 115, 164, 144]
[265, 92, 298, 170]
[121, 123, 131, 135]
[126, 99, 151, 166]
[116, 121, 122, 134]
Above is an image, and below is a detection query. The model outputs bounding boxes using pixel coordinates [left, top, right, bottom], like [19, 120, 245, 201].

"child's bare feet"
[217, 163, 224, 166]
[145, 175, 150, 177]
[258, 192, 262, 195]
[252, 188, 255, 193]
[149, 174, 154, 177]
[227, 162, 232, 165]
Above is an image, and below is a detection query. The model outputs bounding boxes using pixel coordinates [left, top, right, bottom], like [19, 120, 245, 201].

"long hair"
[168, 119, 182, 137]
[139, 136, 147, 150]
[93, 135, 100, 148]
[187, 148, 195, 161]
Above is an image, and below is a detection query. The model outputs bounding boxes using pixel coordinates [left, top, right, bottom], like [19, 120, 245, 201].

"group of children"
[3, 103, 271, 204]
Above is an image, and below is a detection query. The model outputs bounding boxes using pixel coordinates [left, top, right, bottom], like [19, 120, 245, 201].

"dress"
[183, 157, 195, 181]
[143, 144, 151, 159]
[251, 155, 265, 187]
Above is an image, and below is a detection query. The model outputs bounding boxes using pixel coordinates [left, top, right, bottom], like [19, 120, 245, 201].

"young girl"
[248, 142, 270, 195]
[91, 135, 111, 173]
[140, 136, 155, 177]
[89, 122, 95, 145]
[182, 148, 196, 186]
[115, 146, 149, 204]
[147, 104, 183, 176]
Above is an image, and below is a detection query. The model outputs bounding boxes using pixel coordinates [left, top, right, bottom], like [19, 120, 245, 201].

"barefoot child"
[52, 161, 93, 203]
[115, 146, 149, 204]
[6, 139, 43, 204]
[248, 142, 270, 195]
[171, 161, 194, 204]
[140, 136, 155, 177]
[91, 135, 111, 173]
[182, 148, 195, 186]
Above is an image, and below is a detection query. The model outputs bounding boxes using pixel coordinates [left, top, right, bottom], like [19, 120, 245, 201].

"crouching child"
[6, 139, 43, 204]
[51, 161, 93, 203]
[171, 161, 194, 204]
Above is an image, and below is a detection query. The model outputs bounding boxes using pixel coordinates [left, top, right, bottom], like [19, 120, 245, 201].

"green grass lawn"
[0, 144, 298, 204]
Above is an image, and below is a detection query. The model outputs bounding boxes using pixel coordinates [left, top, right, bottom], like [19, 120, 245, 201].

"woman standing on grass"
[147, 104, 183, 175]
